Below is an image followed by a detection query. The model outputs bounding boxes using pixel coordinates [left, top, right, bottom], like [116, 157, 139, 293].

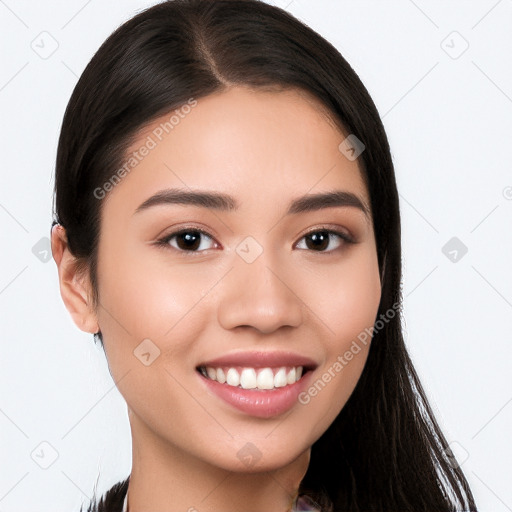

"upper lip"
[197, 350, 318, 370]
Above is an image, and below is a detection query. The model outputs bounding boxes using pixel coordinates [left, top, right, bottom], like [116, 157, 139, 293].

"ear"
[51, 224, 99, 334]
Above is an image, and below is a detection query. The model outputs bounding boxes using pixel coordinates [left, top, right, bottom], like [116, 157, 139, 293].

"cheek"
[94, 245, 216, 429]
[298, 246, 381, 347]
[94, 238, 215, 370]
[292, 247, 381, 425]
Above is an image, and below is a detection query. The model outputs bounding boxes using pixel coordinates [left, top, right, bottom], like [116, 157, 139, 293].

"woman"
[50, 0, 478, 510]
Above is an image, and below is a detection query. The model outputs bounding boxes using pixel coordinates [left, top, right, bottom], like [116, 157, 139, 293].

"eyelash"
[154, 225, 356, 255]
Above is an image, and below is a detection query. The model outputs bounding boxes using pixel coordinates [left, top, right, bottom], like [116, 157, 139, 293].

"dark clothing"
[79, 475, 323, 511]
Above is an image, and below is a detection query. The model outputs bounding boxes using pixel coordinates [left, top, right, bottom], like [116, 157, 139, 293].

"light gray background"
[1, 1, 511, 511]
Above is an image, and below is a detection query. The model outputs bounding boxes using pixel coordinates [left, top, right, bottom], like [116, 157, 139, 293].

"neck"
[125, 411, 311, 512]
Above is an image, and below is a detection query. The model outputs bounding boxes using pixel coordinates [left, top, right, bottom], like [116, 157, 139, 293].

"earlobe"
[51, 224, 99, 334]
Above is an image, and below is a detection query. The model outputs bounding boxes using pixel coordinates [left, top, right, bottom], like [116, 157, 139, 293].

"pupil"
[179, 231, 200, 250]
[308, 231, 328, 251]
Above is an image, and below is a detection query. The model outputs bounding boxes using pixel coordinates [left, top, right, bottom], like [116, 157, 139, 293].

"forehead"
[102, 86, 369, 218]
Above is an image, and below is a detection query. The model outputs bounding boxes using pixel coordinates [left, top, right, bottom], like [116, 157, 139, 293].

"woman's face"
[91, 86, 381, 471]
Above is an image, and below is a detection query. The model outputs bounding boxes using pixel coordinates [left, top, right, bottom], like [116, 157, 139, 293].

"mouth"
[196, 364, 313, 391]
[193, 350, 317, 417]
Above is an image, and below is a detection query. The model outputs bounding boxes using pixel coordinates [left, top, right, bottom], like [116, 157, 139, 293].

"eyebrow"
[133, 188, 371, 220]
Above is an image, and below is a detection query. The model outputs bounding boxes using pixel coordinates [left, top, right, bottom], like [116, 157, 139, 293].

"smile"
[195, 350, 317, 418]
[198, 365, 304, 390]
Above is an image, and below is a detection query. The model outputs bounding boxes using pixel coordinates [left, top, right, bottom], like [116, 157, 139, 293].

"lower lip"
[198, 370, 312, 419]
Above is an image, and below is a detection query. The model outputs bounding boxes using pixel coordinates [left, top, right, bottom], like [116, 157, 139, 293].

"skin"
[52, 86, 381, 512]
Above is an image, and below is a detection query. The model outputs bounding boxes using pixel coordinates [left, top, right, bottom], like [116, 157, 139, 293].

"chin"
[199, 437, 311, 474]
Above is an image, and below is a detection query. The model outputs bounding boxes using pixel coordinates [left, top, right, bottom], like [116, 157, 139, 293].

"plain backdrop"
[1, 1, 511, 511]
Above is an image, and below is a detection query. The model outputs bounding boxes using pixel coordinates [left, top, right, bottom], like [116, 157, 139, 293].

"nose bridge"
[217, 234, 303, 333]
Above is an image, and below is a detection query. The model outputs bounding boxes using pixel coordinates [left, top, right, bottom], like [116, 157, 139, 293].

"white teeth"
[287, 367, 296, 384]
[274, 368, 287, 388]
[202, 365, 306, 390]
[216, 368, 226, 384]
[256, 368, 274, 389]
[240, 368, 257, 389]
[226, 368, 240, 387]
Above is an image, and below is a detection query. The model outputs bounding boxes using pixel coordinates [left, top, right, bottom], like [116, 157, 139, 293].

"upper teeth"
[201, 366, 303, 390]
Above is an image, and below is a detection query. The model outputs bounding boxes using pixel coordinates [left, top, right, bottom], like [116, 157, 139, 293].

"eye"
[295, 228, 355, 253]
[155, 226, 355, 254]
[156, 227, 218, 253]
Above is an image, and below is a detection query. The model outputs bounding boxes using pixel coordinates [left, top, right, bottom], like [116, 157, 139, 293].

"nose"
[217, 250, 304, 335]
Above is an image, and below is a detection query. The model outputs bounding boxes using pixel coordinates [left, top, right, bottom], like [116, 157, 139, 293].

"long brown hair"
[53, 1, 478, 510]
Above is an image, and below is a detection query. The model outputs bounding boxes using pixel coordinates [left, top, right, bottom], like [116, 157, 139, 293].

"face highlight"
[89, 86, 381, 473]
